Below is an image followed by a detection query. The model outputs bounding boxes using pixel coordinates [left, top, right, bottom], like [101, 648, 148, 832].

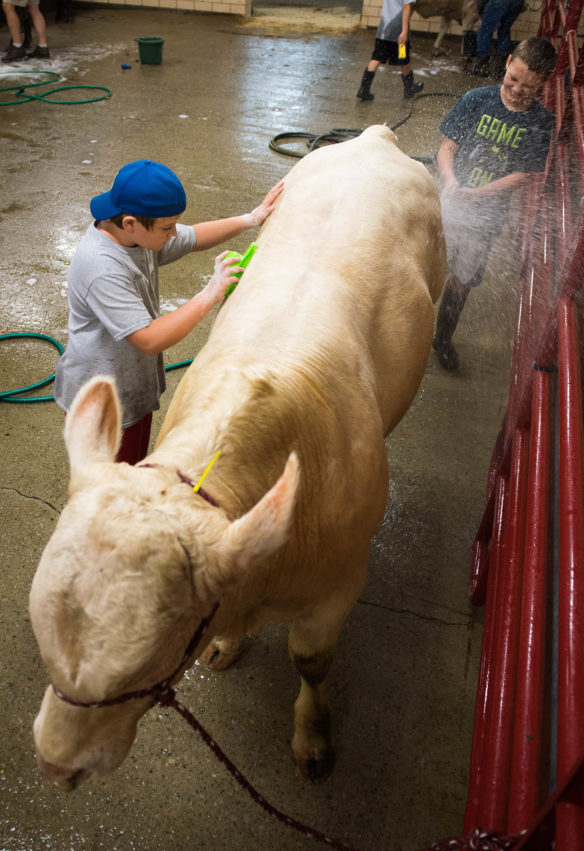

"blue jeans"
[476, 0, 524, 59]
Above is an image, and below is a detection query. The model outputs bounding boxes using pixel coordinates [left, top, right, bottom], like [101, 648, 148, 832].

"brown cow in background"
[413, 0, 480, 55]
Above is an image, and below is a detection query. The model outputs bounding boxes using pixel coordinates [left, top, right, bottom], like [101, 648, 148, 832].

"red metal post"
[556, 296, 584, 850]
[464, 474, 509, 832]
[508, 369, 553, 832]
[479, 429, 530, 831]
[517, 758, 584, 849]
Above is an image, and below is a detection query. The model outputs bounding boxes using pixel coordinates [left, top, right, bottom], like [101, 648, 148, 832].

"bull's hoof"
[199, 637, 243, 670]
[293, 746, 336, 782]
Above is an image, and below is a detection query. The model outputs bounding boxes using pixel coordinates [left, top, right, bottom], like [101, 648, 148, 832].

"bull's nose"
[36, 754, 85, 790]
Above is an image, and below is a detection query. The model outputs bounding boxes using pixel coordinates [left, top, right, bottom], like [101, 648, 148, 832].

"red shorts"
[64, 411, 152, 465]
[116, 412, 153, 465]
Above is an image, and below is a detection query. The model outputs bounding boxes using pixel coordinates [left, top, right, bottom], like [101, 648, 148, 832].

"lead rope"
[51, 602, 362, 849]
[157, 688, 525, 851]
[157, 684, 363, 851]
[51, 600, 521, 849]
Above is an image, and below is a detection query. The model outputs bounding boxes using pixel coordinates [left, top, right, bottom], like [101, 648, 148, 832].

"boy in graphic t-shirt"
[432, 37, 557, 370]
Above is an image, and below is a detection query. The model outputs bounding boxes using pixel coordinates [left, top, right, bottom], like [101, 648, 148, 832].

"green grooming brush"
[223, 242, 258, 298]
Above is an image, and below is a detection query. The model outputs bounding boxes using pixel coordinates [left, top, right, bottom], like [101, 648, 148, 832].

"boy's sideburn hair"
[511, 37, 557, 80]
[109, 212, 156, 231]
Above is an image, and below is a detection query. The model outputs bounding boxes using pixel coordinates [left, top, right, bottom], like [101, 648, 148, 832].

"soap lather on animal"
[29, 125, 446, 790]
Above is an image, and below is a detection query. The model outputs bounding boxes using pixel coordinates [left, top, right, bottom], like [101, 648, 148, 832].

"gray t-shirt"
[376, 0, 413, 42]
[54, 222, 197, 427]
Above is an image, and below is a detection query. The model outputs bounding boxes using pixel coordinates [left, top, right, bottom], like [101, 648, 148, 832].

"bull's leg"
[199, 635, 244, 670]
[288, 596, 357, 781]
[432, 17, 450, 55]
[289, 645, 335, 780]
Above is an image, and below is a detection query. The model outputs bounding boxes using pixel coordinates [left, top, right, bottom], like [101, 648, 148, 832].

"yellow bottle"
[398, 43, 406, 59]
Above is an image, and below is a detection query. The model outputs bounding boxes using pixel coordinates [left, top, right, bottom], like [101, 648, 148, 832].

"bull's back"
[204, 125, 445, 433]
[157, 127, 444, 561]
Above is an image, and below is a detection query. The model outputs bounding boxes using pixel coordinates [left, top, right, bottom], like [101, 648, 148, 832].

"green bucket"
[135, 37, 164, 65]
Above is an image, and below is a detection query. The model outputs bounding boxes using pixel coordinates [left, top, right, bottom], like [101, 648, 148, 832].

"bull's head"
[29, 376, 298, 789]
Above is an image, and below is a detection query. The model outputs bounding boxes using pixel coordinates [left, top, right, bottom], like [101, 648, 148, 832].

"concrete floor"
[0, 8, 518, 850]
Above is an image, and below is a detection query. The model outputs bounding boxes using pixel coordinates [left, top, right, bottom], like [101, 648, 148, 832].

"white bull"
[412, 0, 480, 55]
[30, 125, 445, 789]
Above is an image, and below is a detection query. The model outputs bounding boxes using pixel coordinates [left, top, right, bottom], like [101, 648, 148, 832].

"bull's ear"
[225, 452, 299, 564]
[64, 376, 122, 474]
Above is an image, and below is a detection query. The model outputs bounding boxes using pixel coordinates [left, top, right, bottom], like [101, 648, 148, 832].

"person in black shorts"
[357, 0, 424, 101]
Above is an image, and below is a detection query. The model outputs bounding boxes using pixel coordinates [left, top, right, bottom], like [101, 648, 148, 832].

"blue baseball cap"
[90, 159, 187, 220]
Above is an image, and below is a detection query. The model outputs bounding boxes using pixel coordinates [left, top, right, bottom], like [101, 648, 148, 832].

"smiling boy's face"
[123, 215, 181, 250]
[500, 56, 545, 112]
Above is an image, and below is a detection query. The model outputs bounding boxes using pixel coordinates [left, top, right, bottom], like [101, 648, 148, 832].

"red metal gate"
[461, 3, 584, 847]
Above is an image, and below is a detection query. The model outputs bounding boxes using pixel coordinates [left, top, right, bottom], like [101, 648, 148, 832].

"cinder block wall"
[74, 0, 541, 40]
[75, 0, 252, 14]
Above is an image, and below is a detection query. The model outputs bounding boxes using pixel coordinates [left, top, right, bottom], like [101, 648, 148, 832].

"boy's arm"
[438, 136, 530, 198]
[126, 252, 241, 356]
[460, 171, 530, 198]
[399, 2, 413, 42]
[437, 137, 459, 195]
[191, 180, 284, 251]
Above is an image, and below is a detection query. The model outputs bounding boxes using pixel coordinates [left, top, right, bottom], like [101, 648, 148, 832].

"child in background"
[2, 0, 49, 62]
[357, 0, 424, 101]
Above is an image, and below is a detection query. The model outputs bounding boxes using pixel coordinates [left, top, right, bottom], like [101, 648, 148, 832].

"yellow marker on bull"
[193, 450, 221, 493]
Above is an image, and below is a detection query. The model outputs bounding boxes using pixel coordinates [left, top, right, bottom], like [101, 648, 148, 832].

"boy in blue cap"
[54, 159, 283, 463]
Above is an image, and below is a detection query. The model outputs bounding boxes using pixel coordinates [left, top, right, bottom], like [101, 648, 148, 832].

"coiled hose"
[268, 92, 457, 163]
[0, 332, 192, 403]
[0, 70, 112, 106]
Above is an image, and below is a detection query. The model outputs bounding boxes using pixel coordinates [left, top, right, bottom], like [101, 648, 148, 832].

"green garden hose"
[0, 332, 193, 403]
[0, 70, 112, 106]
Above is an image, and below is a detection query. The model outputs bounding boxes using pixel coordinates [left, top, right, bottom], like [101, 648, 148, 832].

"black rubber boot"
[471, 56, 491, 77]
[25, 45, 50, 59]
[2, 42, 26, 63]
[462, 30, 477, 57]
[357, 69, 375, 101]
[490, 53, 507, 78]
[432, 284, 469, 370]
[17, 8, 32, 48]
[402, 71, 424, 99]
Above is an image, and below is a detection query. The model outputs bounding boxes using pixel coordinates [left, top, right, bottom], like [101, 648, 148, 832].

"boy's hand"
[440, 177, 460, 198]
[244, 180, 284, 228]
[454, 187, 481, 201]
[204, 251, 243, 306]
[442, 185, 482, 202]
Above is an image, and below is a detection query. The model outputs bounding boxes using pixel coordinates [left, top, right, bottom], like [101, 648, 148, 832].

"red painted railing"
[462, 3, 584, 847]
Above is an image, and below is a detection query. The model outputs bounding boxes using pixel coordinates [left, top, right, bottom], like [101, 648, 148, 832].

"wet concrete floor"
[0, 7, 518, 850]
